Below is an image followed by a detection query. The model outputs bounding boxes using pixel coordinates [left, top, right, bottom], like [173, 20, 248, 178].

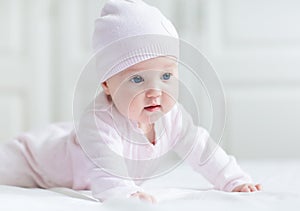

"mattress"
[1, 159, 299, 211]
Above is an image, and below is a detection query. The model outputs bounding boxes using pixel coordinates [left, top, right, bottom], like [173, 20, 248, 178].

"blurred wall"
[0, 0, 300, 159]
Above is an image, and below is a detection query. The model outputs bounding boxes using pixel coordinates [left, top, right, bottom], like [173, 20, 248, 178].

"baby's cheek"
[114, 88, 136, 104]
[111, 94, 133, 117]
[163, 94, 177, 110]
[122, 95, 143, 118]
[163, 82, 179, 101]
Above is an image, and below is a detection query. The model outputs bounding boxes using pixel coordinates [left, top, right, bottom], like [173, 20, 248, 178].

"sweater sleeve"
[89, 168, 144, 202]
[172, 105, 253, 192]
[73, 110, 144, 202]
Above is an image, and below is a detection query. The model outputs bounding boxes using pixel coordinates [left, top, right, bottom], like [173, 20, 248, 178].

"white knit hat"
[92, 0, 180, 82]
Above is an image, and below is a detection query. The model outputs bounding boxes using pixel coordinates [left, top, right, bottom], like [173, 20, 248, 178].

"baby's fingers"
[139, 194, 156, 203]
[233, 183, 262, 192]
[255, 184, 263, 191]
[248, 184, 257, 192]
[242, 184, 262, 192]
[240, 184, 251, 192]
[131, 192, 157, 204]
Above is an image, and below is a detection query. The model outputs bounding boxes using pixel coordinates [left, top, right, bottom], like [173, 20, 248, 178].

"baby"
[0, 0, 261, 203]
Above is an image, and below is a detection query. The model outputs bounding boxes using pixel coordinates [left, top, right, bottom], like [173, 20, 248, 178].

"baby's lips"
[144, 105, 161, 112]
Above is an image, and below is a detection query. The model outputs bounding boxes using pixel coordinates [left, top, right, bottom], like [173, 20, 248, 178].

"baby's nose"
[146, 88, 162, 98]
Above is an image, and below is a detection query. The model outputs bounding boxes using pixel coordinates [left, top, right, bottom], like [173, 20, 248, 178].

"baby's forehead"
[122, 56, 177, 75]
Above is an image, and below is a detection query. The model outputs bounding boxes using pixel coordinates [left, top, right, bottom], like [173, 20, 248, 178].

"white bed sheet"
[1, 159, 299, 211]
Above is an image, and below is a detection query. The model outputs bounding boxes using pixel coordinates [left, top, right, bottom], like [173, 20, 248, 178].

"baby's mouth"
[144, 105, 161, 112]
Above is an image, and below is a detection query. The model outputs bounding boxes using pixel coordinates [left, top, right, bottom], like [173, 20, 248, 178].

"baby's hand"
[232, 183, 262, 192]
[130, 191, 157, 203]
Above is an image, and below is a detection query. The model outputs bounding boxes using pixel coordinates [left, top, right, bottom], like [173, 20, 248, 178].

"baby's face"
[102, 56, 178, 124]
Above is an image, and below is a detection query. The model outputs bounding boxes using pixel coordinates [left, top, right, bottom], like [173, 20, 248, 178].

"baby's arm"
[172, 105, 262, 192]
[179, 129, 262, 192]
[89, 168, 156, 202]
[75, 111, 156, 202]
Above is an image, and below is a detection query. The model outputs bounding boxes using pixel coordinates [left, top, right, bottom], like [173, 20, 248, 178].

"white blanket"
[1, 160, 299, 211]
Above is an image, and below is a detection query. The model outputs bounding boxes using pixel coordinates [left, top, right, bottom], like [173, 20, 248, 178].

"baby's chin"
[147, 112, 164, 124]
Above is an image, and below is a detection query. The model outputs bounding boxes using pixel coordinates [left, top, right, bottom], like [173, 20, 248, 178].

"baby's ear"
[101, 82, 110, 95]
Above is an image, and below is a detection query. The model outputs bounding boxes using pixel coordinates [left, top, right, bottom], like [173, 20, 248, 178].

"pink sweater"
[10, 92, 252, 202]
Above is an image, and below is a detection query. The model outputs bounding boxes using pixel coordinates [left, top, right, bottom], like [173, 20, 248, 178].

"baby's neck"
[138, 123, 156, 145]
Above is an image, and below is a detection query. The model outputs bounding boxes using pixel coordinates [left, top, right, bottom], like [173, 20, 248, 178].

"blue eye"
[130, 75, 144, 83]
[161, 73, 172, 80]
